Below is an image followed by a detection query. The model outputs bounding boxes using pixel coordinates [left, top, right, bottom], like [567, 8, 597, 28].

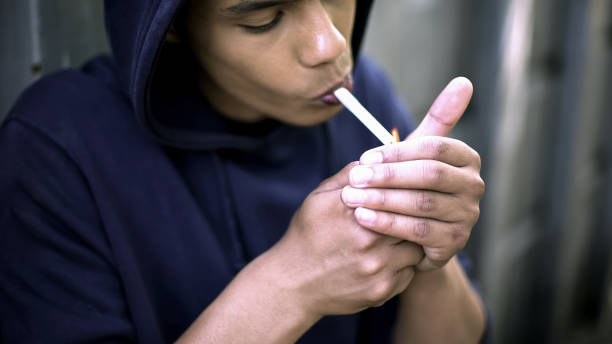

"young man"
[0, 0, 488, 342]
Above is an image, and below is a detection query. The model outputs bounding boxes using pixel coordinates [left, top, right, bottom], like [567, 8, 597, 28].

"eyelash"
[241, 11, 284, 34]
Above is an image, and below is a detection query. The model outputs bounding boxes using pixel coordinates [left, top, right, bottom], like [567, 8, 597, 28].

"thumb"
[408, 77, 473, 139]
[317, 161, 359, 192]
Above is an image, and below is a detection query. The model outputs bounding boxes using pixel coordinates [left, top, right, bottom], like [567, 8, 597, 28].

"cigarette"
[334, 87, 397, 145]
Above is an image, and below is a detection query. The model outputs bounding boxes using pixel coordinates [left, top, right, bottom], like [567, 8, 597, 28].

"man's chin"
[282, 104, 344, 127]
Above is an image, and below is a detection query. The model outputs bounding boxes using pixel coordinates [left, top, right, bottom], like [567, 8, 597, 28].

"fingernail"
[342, 187, 367, 204]
[355, 207, 376, 223]
[350, 166, 374, 186]
[360, 151, 383, 165]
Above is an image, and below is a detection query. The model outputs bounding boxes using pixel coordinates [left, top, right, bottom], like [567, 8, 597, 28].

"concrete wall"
[363, 1, 612, 343]
[362, 0, 466, 120]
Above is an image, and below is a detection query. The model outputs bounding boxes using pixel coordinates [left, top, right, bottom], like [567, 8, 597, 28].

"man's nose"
[296, 4, 347, 68]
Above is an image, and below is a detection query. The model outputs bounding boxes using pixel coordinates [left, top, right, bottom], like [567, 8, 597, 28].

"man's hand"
[269, 161, 424, 317]
[341, 77, 484, 271]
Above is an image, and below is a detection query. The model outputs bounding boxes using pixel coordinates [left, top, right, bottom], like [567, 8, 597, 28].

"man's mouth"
[317, 75, 354, 105]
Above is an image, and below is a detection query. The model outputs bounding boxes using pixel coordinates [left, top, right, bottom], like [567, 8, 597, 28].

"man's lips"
[317, 76, 354, 105]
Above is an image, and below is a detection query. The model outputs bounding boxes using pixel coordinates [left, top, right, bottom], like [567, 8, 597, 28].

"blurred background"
[1, 1, 611, 343]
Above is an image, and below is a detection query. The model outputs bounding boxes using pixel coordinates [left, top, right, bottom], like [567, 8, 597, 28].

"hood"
[104, 0, 374, 150]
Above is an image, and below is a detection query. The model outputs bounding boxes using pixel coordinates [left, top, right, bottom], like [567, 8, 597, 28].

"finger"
[391, 266, 416, 296]
[369, 267, 416, 308]
[342, 187, 478, 223]
[408, 77, 473, 139]
[389, 241, 424, 271]
[355, 239, 419, 277]
[349, 160, 485, 195]
[359, 136, 481, 170]
[352, 208, 470, 250]
[317, 161, 359, 192]
[416, 253, 453, 272]
[350, 225, 392, 252]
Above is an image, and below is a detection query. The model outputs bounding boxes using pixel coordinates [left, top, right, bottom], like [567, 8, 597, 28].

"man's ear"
[166, 24, 182, 43]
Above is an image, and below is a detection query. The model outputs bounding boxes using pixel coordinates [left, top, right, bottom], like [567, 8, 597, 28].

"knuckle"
[389, 143, 402, 161]
[472, 149, 482, 170]
[381, 164, 395, 181]
[470, 204, 481, 223]
[458, 199, 481, 225]
[367, 278, 394, 303]
[368, 212, 393, 235]
[415, 190, 437, 213]
[426, 248, 451, 265]
[360, 256, 384, 276]
[422, 138, 450, 158]
[374, 190, 387, 208]
[459, 141, 481, 168]
[381, 190, 389, 208]
[354, 231, 379, 251]
[450, 223, 470, 247]
[380, 213, 396, 235]
[476, 177, 486, 196]
[412, 219, 431, 240]
[421, 161, 444, 186]
[412, 244, 426, 262]
[468, 175, 485, 197]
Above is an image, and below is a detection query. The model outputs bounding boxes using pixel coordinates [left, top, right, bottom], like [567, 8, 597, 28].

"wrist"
[402, 257, 479, 308]
[251, 245, 323, 328]
[408, 257, 457, 294]
[177, 246, 321, 344]
[395, 257, 486, 344]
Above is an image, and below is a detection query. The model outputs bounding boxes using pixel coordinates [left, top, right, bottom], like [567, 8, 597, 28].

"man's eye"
[241, 12, 283, 34]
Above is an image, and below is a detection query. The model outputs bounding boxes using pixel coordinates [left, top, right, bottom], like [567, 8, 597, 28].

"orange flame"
[391, 128, 400, 143]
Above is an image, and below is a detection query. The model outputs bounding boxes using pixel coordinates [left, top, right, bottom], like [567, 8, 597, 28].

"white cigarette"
[334, 87, 396, 145]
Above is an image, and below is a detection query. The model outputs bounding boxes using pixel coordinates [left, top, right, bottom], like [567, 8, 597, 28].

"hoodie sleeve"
[0, 118, 135, 343]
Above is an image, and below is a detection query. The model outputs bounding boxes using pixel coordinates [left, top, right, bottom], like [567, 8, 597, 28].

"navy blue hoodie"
[0, 1, 435, 343]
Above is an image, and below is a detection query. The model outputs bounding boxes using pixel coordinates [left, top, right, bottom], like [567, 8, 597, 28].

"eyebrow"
[224, 0, 296, 15]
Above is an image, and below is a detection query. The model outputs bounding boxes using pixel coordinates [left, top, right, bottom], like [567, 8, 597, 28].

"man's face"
[180, 0, 357, 125]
